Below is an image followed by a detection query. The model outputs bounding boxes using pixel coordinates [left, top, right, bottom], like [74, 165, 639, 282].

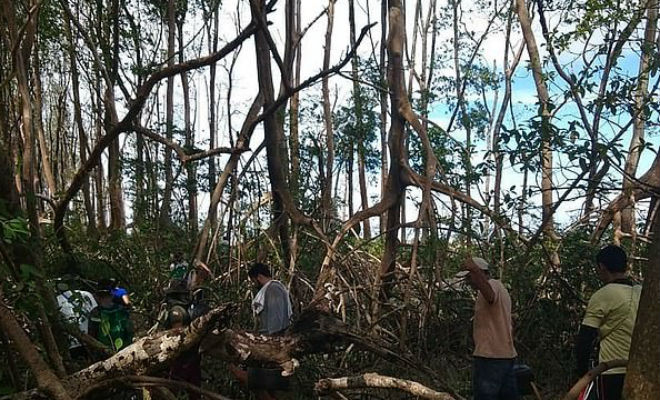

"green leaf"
[19, 264, 43, 280]
[101, 319, 111, 336]
[114, 338, 124, 350]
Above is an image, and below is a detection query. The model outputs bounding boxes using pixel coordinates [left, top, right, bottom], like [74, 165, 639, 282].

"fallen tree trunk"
[9, 306, 229, 399]
[593, 148, 660, 242]
[315, 372, 455, 400]
[9, 305, 461, 399]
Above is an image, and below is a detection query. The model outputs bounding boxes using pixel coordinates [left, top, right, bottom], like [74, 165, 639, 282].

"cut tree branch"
[316, 373, 455, 400]
[562, 360, 628, 400]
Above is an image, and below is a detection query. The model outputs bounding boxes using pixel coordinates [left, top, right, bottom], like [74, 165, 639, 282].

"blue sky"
[118, 0, 658, 235]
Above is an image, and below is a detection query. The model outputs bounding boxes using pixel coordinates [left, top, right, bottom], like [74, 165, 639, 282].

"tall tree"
[252, 0, 292, 261]
[63, 11, 98, 237]
[515, 0, 556, 241]
[207, 5, 220, 228]
[177, 10, 198, 234]
[321, 0, 336, 229]
[289, 0, 302, 201]
[379, 0, 389, 234]
[103, 0, 126, 231]
[372, 0, 407, 322]
[620, 0, 658, 240]
[159, 0, 177, 227]
[349, 0, 371, 239]
[32, 43, 58, 198]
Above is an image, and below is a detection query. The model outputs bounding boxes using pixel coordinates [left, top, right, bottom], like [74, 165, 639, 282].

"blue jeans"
[472, 357, 519, 400]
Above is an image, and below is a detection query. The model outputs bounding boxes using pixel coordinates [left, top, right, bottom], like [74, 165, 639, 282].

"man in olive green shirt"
[575, 245, 641, 400]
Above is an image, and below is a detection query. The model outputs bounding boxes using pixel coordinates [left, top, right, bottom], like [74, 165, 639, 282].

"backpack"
[169, 261, 189, 281]
[151, 287, 209, 332]
[92, 306, 133, 351]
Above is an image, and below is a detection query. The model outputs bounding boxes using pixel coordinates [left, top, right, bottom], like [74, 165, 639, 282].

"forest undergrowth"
[22, 221, 625, 399]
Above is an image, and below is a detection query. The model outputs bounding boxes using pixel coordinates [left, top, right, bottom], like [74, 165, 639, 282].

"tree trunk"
[316, 372, 454, 400]
[105, 0, 125, 231]
[348, 146, 355, 221]
[193, 86, 261, 263]
[5, 0, 41, 244]
[252, 0, 292, 262]
[207, 8, 219, 227]
[493, 2, 515, 218]
[159, 0, 177, 227]
[289, 0, 302, 202]
[372, 0, 407, 323]
[178, 21, 198, 234]
[106, 107, 125, 231]
[321, 0, 336, 229]
[623, 206, 660, 399]
[419, 0, 437, 243]
[379, 0, 389, 234]
[349, 0, 371, 239]
[407, 0, 422, 98]
[583, 4, 647, 217]
[621, 1, 658, 238]
[0, 291, 71, 400]
[93, 61, 107, 231]
[453, 0, 473, 244]
[32, 43, 58, 198]
[64, 12, 98, 237]
[515, 0, 555, 238]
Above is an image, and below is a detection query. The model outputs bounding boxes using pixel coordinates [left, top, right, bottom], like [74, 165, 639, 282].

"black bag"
[247, 367, 290, 391]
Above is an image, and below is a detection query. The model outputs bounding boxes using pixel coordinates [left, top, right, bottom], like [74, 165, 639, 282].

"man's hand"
[463, 258, 480, 272]
[462, 257, 496, 304]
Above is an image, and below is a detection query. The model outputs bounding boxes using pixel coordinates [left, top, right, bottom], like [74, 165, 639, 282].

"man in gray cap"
[459, 257, 518, 400]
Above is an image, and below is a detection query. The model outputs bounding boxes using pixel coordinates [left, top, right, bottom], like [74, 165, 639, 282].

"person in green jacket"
[89, 283, 133, 353]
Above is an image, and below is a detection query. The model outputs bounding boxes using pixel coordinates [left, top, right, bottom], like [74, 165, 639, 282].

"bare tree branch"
[316, 373, 455, 400]
[53, 21, 259, 253]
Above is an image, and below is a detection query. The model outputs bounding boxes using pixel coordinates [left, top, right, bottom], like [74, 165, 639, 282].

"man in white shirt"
[56, 287, 97, 358]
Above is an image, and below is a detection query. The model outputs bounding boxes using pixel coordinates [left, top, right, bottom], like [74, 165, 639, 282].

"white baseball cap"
[456, 257, 490, 278]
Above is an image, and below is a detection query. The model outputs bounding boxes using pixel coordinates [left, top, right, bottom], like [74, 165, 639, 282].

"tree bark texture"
[103, 0, 125, 231]
[372, 0, 407, 321]
[251, 0, 292, 263]
[515, 0, 555, 238]
[623, 208, 660, 399]
[316, 372, 455, 400]
[621, 0, 658, 237]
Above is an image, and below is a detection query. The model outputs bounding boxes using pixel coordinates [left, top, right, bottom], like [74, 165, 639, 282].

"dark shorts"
[472, 357, 519, 400]
[597, 374, 624, 400]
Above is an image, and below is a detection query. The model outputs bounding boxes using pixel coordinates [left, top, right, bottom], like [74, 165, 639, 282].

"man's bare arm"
[463, 258, 496, 303]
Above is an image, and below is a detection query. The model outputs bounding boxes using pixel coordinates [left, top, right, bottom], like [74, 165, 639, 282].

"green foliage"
[0, 214, 29, 245]
[333, 88, 381, 170]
